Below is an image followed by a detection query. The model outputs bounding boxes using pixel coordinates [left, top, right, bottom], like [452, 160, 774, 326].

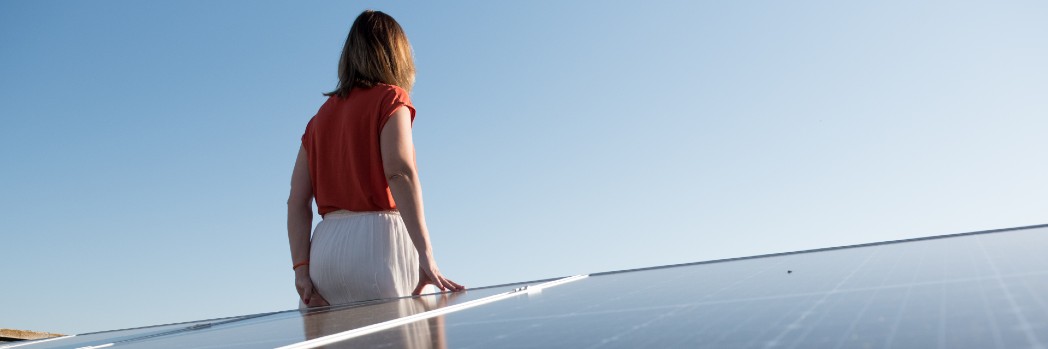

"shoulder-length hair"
[324, 10, 415, 98]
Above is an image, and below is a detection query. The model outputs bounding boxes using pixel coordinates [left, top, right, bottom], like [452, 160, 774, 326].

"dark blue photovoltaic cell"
[333, 226, 1048, 348]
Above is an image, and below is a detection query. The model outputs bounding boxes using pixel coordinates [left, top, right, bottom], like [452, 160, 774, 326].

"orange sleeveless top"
[301, 84, 415, 215]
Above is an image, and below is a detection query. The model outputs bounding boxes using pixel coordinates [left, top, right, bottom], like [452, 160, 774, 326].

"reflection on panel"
[337, 226, 1048, 348]
[3, 315, 252, 349]
[109, 282, 530, 349]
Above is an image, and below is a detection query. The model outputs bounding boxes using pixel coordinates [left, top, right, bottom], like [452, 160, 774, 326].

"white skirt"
[300, 210, 419, 308]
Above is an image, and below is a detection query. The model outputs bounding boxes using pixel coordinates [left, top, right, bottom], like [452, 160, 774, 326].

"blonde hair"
[325, 10, 415, 98]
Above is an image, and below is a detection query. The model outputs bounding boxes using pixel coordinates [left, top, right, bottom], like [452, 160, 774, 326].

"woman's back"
[301, 84, 415, 216]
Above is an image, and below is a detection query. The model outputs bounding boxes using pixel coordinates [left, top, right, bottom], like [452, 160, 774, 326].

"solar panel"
[328, 225, 1048, 348]
[0, 315, 256, 349]
[87, 281, 538, 349]
[10, 225, 1046, 348]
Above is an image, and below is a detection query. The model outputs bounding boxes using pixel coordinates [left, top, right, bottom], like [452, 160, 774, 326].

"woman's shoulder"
[363, 84, 411, 108]
[328, 84, 411, 110]
[371, 83, 409, 97]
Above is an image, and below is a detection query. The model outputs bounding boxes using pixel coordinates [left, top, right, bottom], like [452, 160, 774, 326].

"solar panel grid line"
[744, 287, 827, 348]
[589, 257, 783, 349]
[976, 236, 1046, 349]
[0, 335, 76, 349]
[586, 302, 686, 349]
[786, 298, 838, 348]
[941, 249, 952, 349]
[884, 237, 980, 345]
[829, 244, 905, 349]
[729, 283, 808, 347]
[800, 248, 887, 348]
[273, 275, 589, 349]
[768, 271, 1043, 308]
[976, 238, 1011, 349]
[689, 261, 786, 347]
[870, 244, 915, 343]
[1018, 277, 1048, 345]
[764, 246, 881, 348]
[977, 267, 1006, 349]
[719, 258, 828, 347]
[452, 323, 529, 349]
[1019, 276, 1048, 319]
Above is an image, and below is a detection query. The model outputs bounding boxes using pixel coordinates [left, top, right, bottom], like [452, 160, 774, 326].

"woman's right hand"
[295, 268, 329, 307]
[413, 257, 466, 295]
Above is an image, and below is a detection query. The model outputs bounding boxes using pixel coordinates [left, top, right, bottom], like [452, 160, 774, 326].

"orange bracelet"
[292, 260, 310, 270]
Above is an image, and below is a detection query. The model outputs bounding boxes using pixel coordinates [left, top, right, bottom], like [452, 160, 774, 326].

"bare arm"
[380, 106, 464, 294]
[287, 145, 327, 306]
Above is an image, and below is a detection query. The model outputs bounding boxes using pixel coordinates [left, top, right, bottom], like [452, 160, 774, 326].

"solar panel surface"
[333, 225, 1048, 348]
[10, 225, 1046, 348]
[93, 281, 536, 349]
[0, 315, 256, 349]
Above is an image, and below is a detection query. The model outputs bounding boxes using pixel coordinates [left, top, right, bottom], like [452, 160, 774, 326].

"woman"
[287, 10, 464, 308]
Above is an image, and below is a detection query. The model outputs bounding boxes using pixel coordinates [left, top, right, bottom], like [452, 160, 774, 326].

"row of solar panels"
[6, 224, 1047, 348]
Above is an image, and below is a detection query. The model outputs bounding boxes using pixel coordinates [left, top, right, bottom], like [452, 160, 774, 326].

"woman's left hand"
[296, 268, 330, 307]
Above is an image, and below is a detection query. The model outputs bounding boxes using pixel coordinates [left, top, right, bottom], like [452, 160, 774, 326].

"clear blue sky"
[2, 0, 1046, 335]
